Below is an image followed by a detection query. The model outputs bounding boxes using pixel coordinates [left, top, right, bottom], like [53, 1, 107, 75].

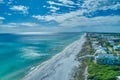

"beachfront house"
[94, 48, 120, 65]
[94, 47, 110, 54]
[92, 45, 100, 51]
[108, 40, 115, 46]
[91, 41, 100, 51]
[95, 54, 119, 65]
[116, 76, 120, 80]
[113, 38, 120, 42]
[113, 45, 120, 51]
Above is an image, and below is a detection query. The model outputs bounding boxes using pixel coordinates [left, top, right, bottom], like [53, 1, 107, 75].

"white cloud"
[0, 16, 5, 20]
[48, 0, 119, 15]
[32, 15, 45, 20]
[59, 16, 120, 27]
[7, 0, 13, 4]
[33, 14, 119, 27]
[33, 0, 120, 28]
[100, 3, 120, 10]
[46, 0, 120, 17]
[10, 5, 29, 14]
[39, 0, 120, 23]
[47, 1, 74, 8]
[81, 0, 120, 13]
[81, 0, 101, 11]
[0, 16, 5, 23]
[0, 22, 63, 33]
[58, 0, 75, 5]
[32, 13, 120, 27]
[7, 13, 12, 15]
[32, 9, 87, 23]
[6, 22, 39, 27]
[20, 23, 38, 27]
[47, 6, 60, 12]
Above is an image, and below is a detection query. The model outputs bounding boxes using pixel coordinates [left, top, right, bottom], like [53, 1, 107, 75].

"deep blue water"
[0, 32, 82, 80]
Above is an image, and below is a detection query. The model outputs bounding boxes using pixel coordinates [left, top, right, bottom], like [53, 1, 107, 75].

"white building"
[113, 45, 120, 50]
[94, 48, 120, 65]
[116, 76, 120, 80]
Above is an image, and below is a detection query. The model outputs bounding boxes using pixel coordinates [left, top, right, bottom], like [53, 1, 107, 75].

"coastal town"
[88, 32, 120, 65]
[74, 32, 120, 80]
[87, 32, 120, 80]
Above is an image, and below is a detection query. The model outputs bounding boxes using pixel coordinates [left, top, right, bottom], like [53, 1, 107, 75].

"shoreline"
[22, 33, 86, 80]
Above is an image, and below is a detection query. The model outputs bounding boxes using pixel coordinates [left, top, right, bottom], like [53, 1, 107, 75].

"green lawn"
[88, 61, 120, 80]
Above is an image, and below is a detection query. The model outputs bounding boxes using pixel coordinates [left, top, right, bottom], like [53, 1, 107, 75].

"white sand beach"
[23, 34, 86, 80]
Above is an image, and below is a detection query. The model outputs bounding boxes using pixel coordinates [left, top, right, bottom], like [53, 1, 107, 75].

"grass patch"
[88, 61, 120, 80]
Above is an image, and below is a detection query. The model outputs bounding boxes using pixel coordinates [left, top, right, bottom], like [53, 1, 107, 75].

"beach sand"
[23, 34, 86, 80]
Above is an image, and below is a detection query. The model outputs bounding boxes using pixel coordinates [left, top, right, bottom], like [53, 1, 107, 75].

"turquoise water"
[0, 32, 83, 80]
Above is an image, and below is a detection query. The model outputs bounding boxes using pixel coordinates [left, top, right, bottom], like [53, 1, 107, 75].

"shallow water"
[0, 32, 82, 80]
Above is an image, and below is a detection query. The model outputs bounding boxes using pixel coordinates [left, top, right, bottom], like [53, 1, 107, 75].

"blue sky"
[0, 0, 120, 33]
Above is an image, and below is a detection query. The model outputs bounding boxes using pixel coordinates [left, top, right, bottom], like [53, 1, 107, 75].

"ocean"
[0, 32, 83, 80]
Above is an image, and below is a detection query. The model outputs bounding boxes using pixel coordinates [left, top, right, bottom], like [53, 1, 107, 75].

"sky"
[0, 0, 120, 33]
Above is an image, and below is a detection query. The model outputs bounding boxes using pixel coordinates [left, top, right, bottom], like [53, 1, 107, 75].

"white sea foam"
[22, 33, 86, 80]
[21, 47, 48, 59]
